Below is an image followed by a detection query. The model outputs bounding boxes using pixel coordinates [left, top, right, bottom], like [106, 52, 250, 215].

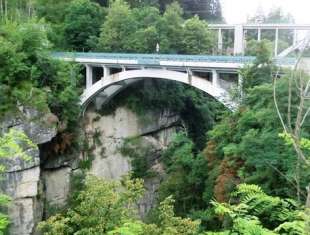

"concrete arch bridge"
[53, 52, 296, 111]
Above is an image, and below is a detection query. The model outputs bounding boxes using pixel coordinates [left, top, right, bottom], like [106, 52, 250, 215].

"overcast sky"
[220, 0, 310, 24]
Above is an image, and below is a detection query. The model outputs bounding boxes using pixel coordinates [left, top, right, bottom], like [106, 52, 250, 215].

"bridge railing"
[52, 52, 297, 66]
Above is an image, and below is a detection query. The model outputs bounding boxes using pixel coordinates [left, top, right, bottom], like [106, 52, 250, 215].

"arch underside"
[81, 69, 236, 110]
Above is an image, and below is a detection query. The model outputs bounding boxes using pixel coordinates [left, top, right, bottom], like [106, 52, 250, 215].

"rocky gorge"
[0, 105, 182, 235]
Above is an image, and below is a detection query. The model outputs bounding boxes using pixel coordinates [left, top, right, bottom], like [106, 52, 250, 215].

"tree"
[207, 75, 310, 203]
[264, 7, 294, 24]
[125, 0, 159, 8]
[155, 196, 200, 235]
[64, 0, 105, 51]
[245, 39, 273, 56]
[34, 0, 73, 23]
[156, 132, 211, 216]
[240, 40, 274, 92]
[130, 6, 162, 53]
[181, 0, 222, 21]
[127, 0, 223, 21]
[97, 0, 136, 52]
[273, 53, 310, 233]
[0, 21, 81, 129]
[38, 175, 200, 235]
[0, 0, 36, 21]
[38, 175, 145, 234]
[182, 16, 214, 54]
[161, 2, 184, 53]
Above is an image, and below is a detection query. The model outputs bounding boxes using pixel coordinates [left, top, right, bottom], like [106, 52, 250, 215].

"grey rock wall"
[0, 108, 57, 235]
[0, 105, 181, 234]
[83, 106, 181, 217]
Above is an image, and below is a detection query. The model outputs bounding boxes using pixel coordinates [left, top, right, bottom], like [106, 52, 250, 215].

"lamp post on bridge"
[156, 43, 160, 53]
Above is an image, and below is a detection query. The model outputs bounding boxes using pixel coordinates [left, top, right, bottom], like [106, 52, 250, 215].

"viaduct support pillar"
[212, 69, 219, 87]
[234, 25, 244, 55]
[103, 65, 110, 79]
[218, 28, 223, 53]
[86, 64, 93, 89]
[257, 28, 261, 41]
[274, 28, 279, 56]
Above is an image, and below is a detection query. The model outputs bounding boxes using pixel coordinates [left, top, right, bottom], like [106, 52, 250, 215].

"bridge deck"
[209, 24, 310, 30]
[52, 52, 296, 67]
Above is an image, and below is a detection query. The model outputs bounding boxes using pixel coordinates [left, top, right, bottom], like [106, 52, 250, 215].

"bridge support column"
[274, 28, 279, 56]
[187, 68, 192, 85]
[212, 69, 219, 87]
[257, 28, 261, 41]
[234, 25, 244, 55]
[103, 65, 110, 79]
[86, 64, 93, 89]
[218, 28, 223, 53]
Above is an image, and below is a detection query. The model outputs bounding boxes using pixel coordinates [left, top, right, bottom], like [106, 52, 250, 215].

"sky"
[220, 0, 310, 24]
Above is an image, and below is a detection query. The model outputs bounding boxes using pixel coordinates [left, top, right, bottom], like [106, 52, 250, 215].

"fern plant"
[208, 184, 305, 235]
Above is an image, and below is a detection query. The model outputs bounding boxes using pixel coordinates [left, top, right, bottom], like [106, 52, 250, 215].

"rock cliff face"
[83, 107, 181, 217]
[1, 106, 181, 234]
[84, 107, 180, 179]
[0, 108, 57, 235]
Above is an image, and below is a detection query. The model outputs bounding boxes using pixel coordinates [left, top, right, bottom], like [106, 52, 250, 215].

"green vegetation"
[208, 184, 305, 234]
[1, 0, 309, 234]
[0, 21, 81, 129]
[38, 175, 306, 235]
[63, 0, 105, 51]
[120, 137, 157, 179]
[96, 0, 217, 53]
[38, 175, 201, 235]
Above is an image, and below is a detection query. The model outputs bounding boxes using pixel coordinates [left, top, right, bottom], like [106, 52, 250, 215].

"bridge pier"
[234, 25, 244, 55]
[86, 64, 93, 89]
[275, 28, 279, 56]
[212, 69, 218, 87]
[103, 65, 110, 79]
[257, 28, 261, 41]
[218, 28, 223, 53]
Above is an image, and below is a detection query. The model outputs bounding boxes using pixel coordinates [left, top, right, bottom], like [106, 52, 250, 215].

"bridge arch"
[81, 69, 236, 110]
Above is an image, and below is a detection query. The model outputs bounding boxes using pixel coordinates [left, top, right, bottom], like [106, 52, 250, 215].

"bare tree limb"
[301, 107, 310, 127]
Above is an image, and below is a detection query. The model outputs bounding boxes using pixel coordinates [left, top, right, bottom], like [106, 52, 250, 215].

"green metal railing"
[52, 52, 297, 66]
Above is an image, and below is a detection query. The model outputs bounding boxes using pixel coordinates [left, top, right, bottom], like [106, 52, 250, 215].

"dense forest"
[0, 0, 309, 234]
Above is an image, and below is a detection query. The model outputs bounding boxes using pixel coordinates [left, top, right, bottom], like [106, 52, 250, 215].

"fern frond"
[274, 220, 305, 234]
[232, 184, 264, 199]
